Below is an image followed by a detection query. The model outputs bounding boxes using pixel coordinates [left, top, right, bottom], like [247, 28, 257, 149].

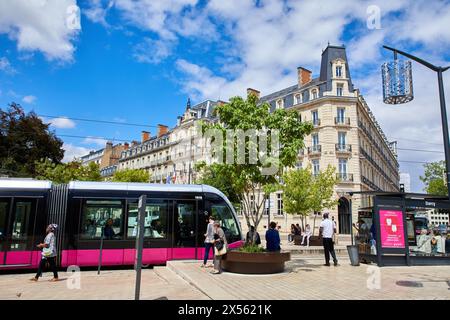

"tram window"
[80, 200, 124, 240]
[206, 195, 240, 241]
[0, 201, 8, 244]
[12, 201, 32, 240]
[174, 202, 196, 247]
[127, 201, 168, 239]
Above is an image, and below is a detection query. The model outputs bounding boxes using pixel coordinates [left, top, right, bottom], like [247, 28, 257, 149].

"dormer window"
[336, 66, 343, 78]
[276, 99, 284, 109]
[294, 93, 301, 105]
[311, 89, 318, 100]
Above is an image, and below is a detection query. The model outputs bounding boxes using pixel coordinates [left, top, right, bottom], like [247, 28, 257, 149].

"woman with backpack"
[211, 221, 227, 275]
[30, 224, 59, 282]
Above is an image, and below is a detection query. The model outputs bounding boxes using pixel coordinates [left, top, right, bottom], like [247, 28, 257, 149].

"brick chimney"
[123, 142, 129, 150]
[297, 67, 312, 86]
[247, 88, 260, 99]
[131, 140, 139, 146]
[141, 131, 150, 142]
[157, 124, 169, 137]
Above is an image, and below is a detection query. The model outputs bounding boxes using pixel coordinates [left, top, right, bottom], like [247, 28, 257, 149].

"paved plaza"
[0, 267, 208, 300]
[1, 253, 449, 300]
[166, 256, 450, 300]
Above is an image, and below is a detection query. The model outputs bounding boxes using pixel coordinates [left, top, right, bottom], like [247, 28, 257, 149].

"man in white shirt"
[319, 212, 339, 266]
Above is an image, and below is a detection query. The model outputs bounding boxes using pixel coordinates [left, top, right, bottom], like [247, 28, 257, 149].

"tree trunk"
[312, 214, 317, 236]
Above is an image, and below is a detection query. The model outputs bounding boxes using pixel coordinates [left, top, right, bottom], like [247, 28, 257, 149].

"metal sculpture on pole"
[382, 45, 450, 198]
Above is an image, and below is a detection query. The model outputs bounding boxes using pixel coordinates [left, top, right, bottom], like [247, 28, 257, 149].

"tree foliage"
[35, 159, 102, 184]
[420, 160, 447, 196]
[0, 103, 64, 177]
[282, 165, 338, 232]
[111, 168, 150, 183]
[199, 93, 313, 232]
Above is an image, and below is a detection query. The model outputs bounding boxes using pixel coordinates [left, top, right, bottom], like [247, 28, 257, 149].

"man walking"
[319, 213, 339, 266]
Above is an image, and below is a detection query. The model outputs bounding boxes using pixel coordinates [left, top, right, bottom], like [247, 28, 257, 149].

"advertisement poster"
[379, 210, 405, 248]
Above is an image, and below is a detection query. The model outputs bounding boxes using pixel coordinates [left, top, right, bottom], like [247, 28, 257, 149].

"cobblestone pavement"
[0, 267, 208, 300]
[167, 255, 450, 300]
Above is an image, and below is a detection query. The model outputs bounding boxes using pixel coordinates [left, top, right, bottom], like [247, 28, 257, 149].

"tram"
[0, 179, 243, 270]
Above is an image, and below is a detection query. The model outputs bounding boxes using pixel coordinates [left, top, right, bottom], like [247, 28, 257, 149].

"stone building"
[241, 44, 399, 238]
[79, 141, 125, 177]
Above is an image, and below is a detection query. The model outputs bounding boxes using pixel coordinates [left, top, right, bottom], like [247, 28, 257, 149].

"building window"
[336, 65, 343, 78]
[337, 107, 345, 122]
[312, 110, 319, 126]
[338, 159, 347, 176]
[264, 195, 270, 215]
[276, 99, 284, 109]
[312, 160, 320, 176]
[338, 132, 346, 147]
[337, 83, 344, 96]
[294, 93, 301, 104]
[277, 193, 283, 215]
[312, 133, 319, 147]
[311, 89, 318, 99]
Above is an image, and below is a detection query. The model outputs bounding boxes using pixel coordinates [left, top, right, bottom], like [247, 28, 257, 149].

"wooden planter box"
[221, 251, 291, 274]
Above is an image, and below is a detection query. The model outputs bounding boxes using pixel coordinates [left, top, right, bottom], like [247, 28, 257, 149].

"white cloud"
[45, 116, 76, 129]
[0, 57, 17, 74]
[22, 95, 37, 104]
[84, 0, 114, 27]
[62, 143, 90, 162]
[133, 37, 174, 64]
[0, 0, 80, 61]
[83, 136, 108, 147]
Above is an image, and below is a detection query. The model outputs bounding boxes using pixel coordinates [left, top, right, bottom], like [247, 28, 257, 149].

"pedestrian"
[245, 225, 261, 246]
[211, 221, 227, 274]
[295, 224, 302, 235]
[301, 224, 312, 247]
[288, 224, 296, 242]
[319, 213, 339, 266]
[30, 224, 59, 282]
[201, 216, 215, 268]
[266, 221, 281, 252]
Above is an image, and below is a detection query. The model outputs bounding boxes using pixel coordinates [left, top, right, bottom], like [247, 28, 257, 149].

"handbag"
[215, 239, 224, 251]
[214, 245, 227, 256]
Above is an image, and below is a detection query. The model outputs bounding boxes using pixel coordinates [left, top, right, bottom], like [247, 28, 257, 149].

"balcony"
[335, 143, 352, 154]
[307, 145, 321, 156]
[335, 117, 350, 126]
[336, 173, 353, 182]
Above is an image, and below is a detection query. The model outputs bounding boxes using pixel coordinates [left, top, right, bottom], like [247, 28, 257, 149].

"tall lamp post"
[382, 45, 450, 198]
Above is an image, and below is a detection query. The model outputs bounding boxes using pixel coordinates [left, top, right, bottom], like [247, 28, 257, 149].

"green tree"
[0, 103, 64, 177]
[200, 93, 313, 233]
[282, 165, 337, 234]
[420, 160, 447, 196]
[112, 168, 149, 182]
[35, 159, 102, 184]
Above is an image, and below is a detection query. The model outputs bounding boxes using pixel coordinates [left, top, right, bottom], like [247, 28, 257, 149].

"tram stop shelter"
[348, 191, 450, 267]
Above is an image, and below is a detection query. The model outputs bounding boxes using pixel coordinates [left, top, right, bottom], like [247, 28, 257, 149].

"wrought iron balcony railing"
[335, 143, 352, 153]
[307, 145, 321, 155]
[336, 173, 354, 182]
[335, 117, 350, 125]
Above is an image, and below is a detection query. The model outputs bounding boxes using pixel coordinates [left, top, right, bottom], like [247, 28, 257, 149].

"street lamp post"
[382, 45, 450, 198]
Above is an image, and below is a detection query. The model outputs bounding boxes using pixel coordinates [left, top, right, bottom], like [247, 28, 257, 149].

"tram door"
[172, 200, 197, 260]
[0, 198, 37, 265]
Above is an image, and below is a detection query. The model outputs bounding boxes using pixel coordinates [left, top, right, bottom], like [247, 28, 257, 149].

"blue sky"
[1, 0, 450, 192]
